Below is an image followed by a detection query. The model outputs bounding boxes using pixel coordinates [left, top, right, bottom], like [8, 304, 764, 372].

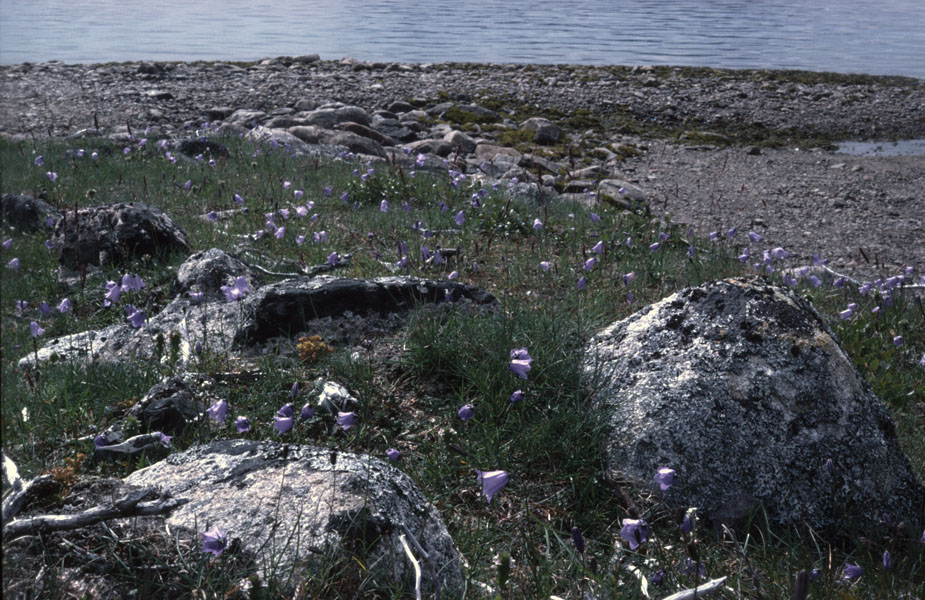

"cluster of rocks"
[3, 59, 924, 278]
[2, 58, 923, 142]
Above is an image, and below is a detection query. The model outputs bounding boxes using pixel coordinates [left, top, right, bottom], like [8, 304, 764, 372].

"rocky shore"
[2, 57, 924, 277]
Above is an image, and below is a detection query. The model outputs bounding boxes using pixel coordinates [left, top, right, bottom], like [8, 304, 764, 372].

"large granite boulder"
[1, 193, 61, 231]
[124, 440, 463, 596]
[51, 202, 189, 270]
[20, 276, 497, 368]
[582, 278, 924, 536]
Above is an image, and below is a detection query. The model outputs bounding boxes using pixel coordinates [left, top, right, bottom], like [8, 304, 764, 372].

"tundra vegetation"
[1, 129, 922, 599]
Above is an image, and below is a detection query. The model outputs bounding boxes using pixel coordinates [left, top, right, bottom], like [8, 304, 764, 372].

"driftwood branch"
[3, 487, 188, 542]
[3, 450, 60, 528]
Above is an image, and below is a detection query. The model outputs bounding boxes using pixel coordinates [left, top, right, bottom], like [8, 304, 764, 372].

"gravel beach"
[2, 57, 923, 279]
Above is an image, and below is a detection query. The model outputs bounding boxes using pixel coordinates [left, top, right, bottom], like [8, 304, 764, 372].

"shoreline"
[1, 57, 923, 280]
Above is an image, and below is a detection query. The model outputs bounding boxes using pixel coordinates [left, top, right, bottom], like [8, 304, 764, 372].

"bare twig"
[3, 488, 189, 542]
[399, 533, 423, 600]
[658, 576, 727, 600]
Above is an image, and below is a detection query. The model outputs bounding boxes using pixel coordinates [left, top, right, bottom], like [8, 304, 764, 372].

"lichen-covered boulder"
[20, 276, 497, 368]
[124, 440, 463, 597]
[51, 202, 189, 269]
[233, 275, 497, 345]
[582, 278, 924, 536]
[1, 193, 60, 232]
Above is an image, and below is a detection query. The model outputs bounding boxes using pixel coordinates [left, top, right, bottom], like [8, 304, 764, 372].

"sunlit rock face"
[583, 277, 924, 537]
[125, 439, 464, 597]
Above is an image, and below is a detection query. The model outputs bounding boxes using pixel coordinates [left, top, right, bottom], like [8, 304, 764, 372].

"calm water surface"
[0, 0, 923, 77]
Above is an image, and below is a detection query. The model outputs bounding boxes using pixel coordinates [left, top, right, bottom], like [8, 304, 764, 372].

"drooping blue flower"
[882, 550, 892, 570]
[509, 348, 532, 379]
[533, 218, 543, 231]
[540, 261, 551, 271]
[221, 276, 249, 302]
[748, 231, 762, 243]
[577, 276, 587, 290]
[842, 563, 863, 580]
[337, 411, 357, 430]
[327, 252, 339, 266]
[207, 399, 229, 423]
[649, 242, 660, 253]
[127, 308, 146, 328]
[274, 414, 293, 434]
[893, 336, 904, 347]
[300, 404, 314, 420]
[57, 297, 72, 313]
[235, 416, 251, 433]
[458, 404, 475, 421]
[200, 526, 227, 556]
[30, 321, 44, 337]
[386, 448, 401, 461]
[1, 238, 11, 250]
[7, 257, 20, 271]
[509, 390, 524, 404]
[654, 467, 676, 490]
[583, 257, 597, 271]
[620, 519, 649, 550]
[592, 241, 604, 254]
[476, 469, 508, 504]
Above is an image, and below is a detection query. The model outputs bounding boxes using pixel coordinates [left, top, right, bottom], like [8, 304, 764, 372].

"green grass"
[1, 131, 923, 598]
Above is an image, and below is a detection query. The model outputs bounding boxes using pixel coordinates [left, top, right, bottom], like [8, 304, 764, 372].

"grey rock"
[21, 277, 497, 368]
[386, 100, 415, 114]
[303, 105, 370, 129]
[582, 278, 925, 536]
[334, 121, 396, 147]
[225, 109, 266, 126]
[328, 131, 387, 158]
[403, 139, 453, 159]
[263, 115, 309, 129]
[443, 130, 477, 154]
[52, 202, 190, 270]
[124, 439, 464, 596]
[505, 181, 554, 204]
[369, 117, 417, 143]
[474, 144, 522, 161]
[205, 106, 235, 121]
[17, 324, 123, 368]
[244, 126, 315, 153]
[597, 179, 648, 211]
[520, 117, 561, 144]
[233, 276, 497, 346]
[288, 125, 327, 144]
[315, 380, 359, 413]
[519, 153, 564, 175]
[425, 101, 454, 117]
[173, 248, 263, 301]
[124, 373, 214, 434]
[1, 193, 61, 232]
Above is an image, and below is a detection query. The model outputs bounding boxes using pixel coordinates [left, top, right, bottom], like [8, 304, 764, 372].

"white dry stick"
[3, 488, 188, 541]
[399, 533, 423, 600]
[659, 576, 727, 600]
